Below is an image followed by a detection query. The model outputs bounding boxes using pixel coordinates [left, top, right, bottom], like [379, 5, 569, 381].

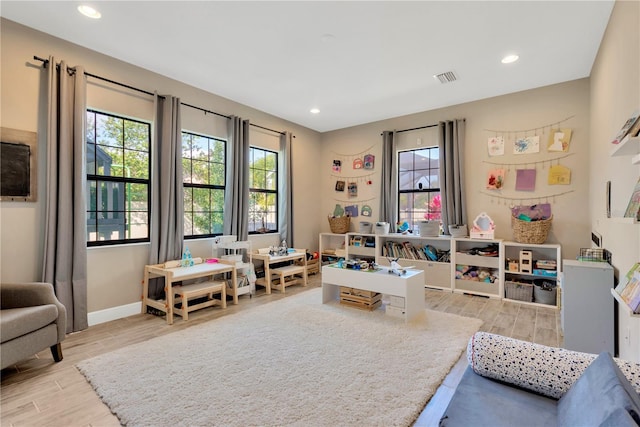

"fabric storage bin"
[375, 222, 390, 235]
[419, 221, 439, 236]
[448, 224, 467, 237]
[359, 221, 372, 234]
[534, 279, 557, 305]
[505, 281, 533, 302]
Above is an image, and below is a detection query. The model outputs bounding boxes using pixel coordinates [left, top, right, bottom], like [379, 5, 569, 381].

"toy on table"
[181, 247, 194, 267]
[388, 258, 412, 276]
[396, 221, 410, 234]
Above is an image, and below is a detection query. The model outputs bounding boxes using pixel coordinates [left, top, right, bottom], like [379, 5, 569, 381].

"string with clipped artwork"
[330, 145, 377, 218]
[481, 115, 576, 206]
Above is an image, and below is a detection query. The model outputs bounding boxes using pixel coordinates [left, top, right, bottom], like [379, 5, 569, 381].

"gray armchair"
[1, 282, 67, 370]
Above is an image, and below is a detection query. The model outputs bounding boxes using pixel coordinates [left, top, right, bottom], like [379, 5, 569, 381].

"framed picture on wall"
[0, 127, 37, 202]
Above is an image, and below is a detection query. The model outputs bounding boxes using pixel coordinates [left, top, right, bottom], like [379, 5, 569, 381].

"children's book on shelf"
[611, 111, 640, 145]
[615, 263, 640, 313]
[624, 177, 640, 221]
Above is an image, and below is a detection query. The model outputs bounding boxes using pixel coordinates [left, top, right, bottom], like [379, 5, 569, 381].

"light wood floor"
[1, 274, 562, 427]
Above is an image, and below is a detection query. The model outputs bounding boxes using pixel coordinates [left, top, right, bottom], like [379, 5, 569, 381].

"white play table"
[321, 264, 425, 322]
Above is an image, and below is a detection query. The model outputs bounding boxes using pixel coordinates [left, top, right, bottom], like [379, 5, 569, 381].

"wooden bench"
[270, 264, 307, 293]
[172, 280, 226, 321]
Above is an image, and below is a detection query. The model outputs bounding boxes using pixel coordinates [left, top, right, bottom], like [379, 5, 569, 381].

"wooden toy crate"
[339, 286, 382, 311]
[296, 257, 320, 275]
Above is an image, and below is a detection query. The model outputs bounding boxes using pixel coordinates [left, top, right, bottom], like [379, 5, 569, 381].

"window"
[182, 132, 226, 238]
[398, 147, 441, 231]
[248, 147, 278, 233]
[86, 110, 151, 245]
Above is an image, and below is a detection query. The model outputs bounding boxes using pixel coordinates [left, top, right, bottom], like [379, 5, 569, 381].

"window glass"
[86, 110, 151, 245]
[248, 147, 278, 234]
[397, 147, 441, 231]
[182, 131, 226, 238]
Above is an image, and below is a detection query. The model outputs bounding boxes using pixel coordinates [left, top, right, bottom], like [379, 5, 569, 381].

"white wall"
[589, 0, 640, 362]
[321, 79, 592, 260]
[0, 19, 322, 314]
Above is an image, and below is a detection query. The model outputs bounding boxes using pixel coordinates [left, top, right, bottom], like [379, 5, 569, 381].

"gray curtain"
[380, 130, 398, 226]
[42, 56, 88, 333]
[438, 119, 467, 234]
[148, 94, 184, 299]
[278, 131, 293, 247]
[223, 116, 250, 240]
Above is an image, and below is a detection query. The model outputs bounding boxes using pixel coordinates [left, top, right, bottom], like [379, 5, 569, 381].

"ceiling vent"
[434, 71, 457, 84]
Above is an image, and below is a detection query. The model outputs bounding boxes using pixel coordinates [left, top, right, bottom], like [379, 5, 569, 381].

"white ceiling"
[1, 1, 614, 132]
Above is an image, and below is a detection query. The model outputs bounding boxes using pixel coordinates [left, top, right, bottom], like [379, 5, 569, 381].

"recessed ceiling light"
[310, 108, 320, 114]
[78, 5, 101, 19]
[501, 54, 519, 64]
[320, 34, 335, 43]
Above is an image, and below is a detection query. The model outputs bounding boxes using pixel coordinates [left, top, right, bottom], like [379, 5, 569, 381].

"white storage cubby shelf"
[319, 233, 347, 265]
[376, 234, 452, 291]
[453, 238, 503, 299]
[319, 233, 561, 307]
[502, 241, 561, 308]
[218, 240, 254, 298]
[320, 232, 377, 264]
[347, 233, 377, 261]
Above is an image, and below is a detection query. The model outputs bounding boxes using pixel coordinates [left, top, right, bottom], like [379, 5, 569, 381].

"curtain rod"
[33, 55, 289, 136]
[380, 123, 438, 136]
[397, 123, 438, 133]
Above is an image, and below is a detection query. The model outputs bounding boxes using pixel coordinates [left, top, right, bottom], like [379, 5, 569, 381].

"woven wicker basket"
[505, 281, 533, 302]
[328, 215, 350, 233]
[511, 215, 552, 244]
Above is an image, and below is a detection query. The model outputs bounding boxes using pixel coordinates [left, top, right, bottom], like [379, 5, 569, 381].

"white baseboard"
[88, 301, 142, 326]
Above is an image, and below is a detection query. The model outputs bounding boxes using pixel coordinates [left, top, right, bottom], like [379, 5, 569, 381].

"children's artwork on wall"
[547, 128, 572, 152]
[333, 204, 344, 217]
[363, 154, 375, 169]
[547, 164, 571, 185]
[344, 205, 359, 217]
[486, 168, 505, 190]
[353, 158, 363, 169]
[515, 169, 537, 191]
[335, 180, 345, 191]
[487, 136, 504, 156]
[514, 136, 540, 154]
[348, 182, 358, 197]
[361, 205, 372, 217]
[332, 160, 341, 173]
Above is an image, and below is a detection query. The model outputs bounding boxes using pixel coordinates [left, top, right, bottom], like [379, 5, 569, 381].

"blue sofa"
[440, 332, 640, 426]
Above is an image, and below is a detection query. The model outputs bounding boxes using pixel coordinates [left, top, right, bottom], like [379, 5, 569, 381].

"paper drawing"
[344, 205, 359, 217]
[363, 154, 375, 169]
[515, 169, 537, 191]
[514, 136, 540, 155]
[547, 129, 572, 152]
[487, 136, 505, 156]
[548, 165, 571, 185]
[486, 168, 505, 190]
[348, 182, 358, 198]
[332, 159, 341, 173]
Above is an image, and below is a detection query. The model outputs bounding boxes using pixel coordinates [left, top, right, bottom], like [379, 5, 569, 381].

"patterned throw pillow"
[466, 332, 640, 399]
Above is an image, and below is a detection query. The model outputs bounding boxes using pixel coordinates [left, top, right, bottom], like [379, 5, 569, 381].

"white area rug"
[77, 288, 482, 427]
